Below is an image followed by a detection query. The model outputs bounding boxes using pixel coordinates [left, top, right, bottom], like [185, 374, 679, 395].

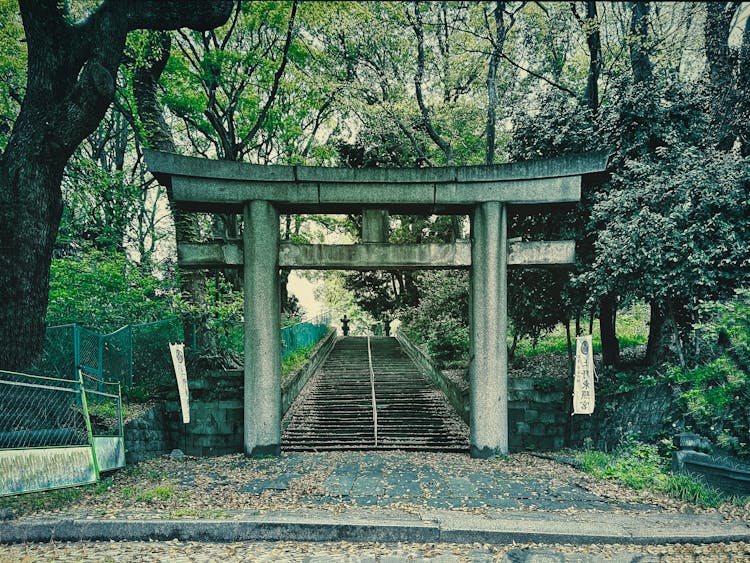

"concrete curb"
[2, 510, 749, 545]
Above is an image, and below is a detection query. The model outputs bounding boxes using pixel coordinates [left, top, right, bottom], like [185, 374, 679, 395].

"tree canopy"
[1, 1, 749, 376]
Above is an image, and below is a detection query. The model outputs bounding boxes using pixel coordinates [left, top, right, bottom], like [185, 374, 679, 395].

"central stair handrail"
[366, 335, 378, 447]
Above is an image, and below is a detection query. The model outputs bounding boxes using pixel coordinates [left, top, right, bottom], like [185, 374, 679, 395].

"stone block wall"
[571, 383, 678, 451]
[508, 378, 568, 452]
[124, 404, 172, 463]
[124, 331, 337, 460]
[164, 399, 244, 457]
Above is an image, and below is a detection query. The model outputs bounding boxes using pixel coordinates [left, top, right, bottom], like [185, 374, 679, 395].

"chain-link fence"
[0, 371, 87, 449]
[0, 369, 125, 495]
[131, 318, 184, 388]
[36, 324, 77, 379]
[281, 313, 331, 358]
[37, 314, 331, 390]
[80, 371, 123, 439]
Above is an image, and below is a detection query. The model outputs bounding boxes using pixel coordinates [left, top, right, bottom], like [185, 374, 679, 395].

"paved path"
[153, 451, 659, 512]
[2, 451, 750, 558]
[3, 538, 747, 562]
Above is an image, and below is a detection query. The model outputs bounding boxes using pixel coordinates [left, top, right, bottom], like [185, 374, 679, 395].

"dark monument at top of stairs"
[145, 149, 608, 458]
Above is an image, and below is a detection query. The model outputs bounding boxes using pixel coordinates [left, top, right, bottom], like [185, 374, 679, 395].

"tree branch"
[238, 1, 298, 153]
[126, 0, 234, 32]
[500, 53, 577, 97]
[408, 0, 453, 164]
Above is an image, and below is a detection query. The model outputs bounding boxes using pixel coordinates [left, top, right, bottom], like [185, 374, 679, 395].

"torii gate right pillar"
[469, 201, 508, 457]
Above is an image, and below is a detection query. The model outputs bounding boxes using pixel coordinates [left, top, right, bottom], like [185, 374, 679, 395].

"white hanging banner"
[573, 335, 595, 415]
[169, 342, 190, 423]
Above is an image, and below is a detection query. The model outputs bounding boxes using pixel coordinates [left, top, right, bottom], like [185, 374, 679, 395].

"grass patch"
[88, 400, 128, 421]
[514, 303, 649, 358]
[0, 486, 83, 514]
[663, 473, 723, 507]
[0, 477, 116, 515]
[170, 508, 200, 518]
[122, 484, 176, 503]
[282, 343, 315, 381]
[575, 439, 725, 508]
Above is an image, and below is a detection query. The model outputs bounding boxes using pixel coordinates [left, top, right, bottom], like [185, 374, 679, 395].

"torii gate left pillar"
[243, 200, 282, 456]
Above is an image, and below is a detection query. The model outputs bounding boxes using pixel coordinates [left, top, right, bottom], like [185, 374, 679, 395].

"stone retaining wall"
[396, 330, 569, 452]
[508, 378, 568, 452]
[125, 330, 337, 459]
[126, 332, 678, 459]
[396, 330, 469, 423]
[281, 329, 336, 415]
[570, 383, 678, 451]
[124, 404, 172, 463]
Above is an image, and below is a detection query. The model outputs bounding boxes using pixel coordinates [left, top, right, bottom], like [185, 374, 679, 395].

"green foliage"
[47, 249, 180, 331]
[58, 157, 142, 254]
[282, 343, 315, 381]
[576, 434, 723, 508]
[400, 270, 469, 368]
[0, 0, 25, 151]
[586, 145, 750, 314]
[579, 434, 668, 490]
[667, 290, 750, 456]
[513, 303, 649, 359]
[87, 400, 127, 422]
[696, 288, 750, 373]
[317, 270, 376, 336]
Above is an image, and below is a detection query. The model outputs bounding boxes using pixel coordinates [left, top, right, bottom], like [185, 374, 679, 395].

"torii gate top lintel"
[144, 149, 609, 214]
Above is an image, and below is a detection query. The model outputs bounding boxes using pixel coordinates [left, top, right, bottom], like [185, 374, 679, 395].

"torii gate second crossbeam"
[145, 149, 609, 458]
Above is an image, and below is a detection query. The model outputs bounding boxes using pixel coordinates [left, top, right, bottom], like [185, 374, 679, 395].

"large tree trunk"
[0, 0, 232, 371]
[0, 115, 67, 370]
[705, 2, 741, 151]
[485, 1, 506, 166]
[739, 13, 750, 157]
[577, 1, 619, 367]
[582, 1, 602, 114]
[131, 31, 209, 331]
[599, 293, 620, 366]
[645, 300, 669, 366]
[629, 1, 653, 84]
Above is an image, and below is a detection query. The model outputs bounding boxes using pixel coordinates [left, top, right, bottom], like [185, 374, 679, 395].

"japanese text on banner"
[573, 335, 595, 415]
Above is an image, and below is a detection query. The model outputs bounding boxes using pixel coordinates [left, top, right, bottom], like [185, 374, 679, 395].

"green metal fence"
[281, 314, 331, 358]
[0, 369, 124, 496]
[37, 314, 331, 388]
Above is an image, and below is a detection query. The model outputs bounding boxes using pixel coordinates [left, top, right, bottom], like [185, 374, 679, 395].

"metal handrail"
[366, 335, 378, 447]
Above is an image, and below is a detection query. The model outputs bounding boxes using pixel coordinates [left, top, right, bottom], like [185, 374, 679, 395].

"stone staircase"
[282, 336, 469, 451]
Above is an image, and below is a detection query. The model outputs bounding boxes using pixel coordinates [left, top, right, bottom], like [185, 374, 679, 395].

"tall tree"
[131, 31, 208, 311]
[484, 1, 508, 165]
[704, 2, 750, 155]
[0, 0, 233, 371]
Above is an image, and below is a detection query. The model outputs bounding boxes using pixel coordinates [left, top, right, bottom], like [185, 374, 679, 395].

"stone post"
[243, 200, 282, 456]
[469, 201, 508, 457]
[362, 209, 390, 243]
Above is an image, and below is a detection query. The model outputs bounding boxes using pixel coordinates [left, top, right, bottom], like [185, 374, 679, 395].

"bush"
[576, 433, 724, 508]
[668, 289, 750, 457]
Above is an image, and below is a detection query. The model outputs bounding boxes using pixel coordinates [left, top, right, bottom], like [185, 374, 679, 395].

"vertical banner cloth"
[169, 342, 190, 423]
[573, 335, 595, 415]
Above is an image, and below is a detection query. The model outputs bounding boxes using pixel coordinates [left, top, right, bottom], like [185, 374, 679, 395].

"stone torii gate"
[145, 150, 608, 458]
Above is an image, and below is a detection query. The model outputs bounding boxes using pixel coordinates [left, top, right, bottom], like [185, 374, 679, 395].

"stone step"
[282, 336, 468, 452]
